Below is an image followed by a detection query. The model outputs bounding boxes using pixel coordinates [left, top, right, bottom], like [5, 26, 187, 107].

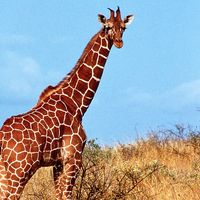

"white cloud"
[0, 51, 43, 103]
[125, 87, 153, 104]
[50, 36, 68, 44]
[0, 50, 66, 106]
[0, 34, 33, 45]
[125, 79, 200, 111]
[160, 80, 200, 110]
[168, 80, 200, 103]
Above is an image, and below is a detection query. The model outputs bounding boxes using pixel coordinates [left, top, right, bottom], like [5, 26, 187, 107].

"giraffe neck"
[61, 30, 113, 120]
[37, 30, 113, 120]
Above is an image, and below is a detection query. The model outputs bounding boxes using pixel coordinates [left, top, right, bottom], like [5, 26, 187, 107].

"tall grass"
[21, 125, 200, 199]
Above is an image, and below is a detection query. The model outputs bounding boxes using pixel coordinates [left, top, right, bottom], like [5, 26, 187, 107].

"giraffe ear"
[98, 14, 107, 25]
[124, 15, 134, 26]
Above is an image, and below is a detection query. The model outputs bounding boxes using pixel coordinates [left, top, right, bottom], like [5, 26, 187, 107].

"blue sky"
[0, 1, 200, 145]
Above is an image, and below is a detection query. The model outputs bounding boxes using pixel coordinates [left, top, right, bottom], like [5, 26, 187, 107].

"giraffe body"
[0, 8, 133, 199]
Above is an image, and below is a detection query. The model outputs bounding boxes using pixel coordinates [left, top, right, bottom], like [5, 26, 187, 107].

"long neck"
[61, 30, 113, 119]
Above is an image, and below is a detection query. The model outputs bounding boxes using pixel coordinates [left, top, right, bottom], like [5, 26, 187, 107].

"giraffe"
[0, 7, 133, 200]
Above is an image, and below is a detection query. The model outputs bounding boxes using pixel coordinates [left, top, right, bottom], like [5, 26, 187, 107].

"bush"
[22, 125, 200, 200]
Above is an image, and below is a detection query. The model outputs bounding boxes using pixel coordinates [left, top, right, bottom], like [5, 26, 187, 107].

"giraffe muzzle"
[114, 39, 123, 48]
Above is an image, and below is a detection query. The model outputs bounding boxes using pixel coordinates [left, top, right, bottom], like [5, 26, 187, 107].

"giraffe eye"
[121, 26, 126, 31]
[105, 25, 112, 30]
[104, 25, 113, 33]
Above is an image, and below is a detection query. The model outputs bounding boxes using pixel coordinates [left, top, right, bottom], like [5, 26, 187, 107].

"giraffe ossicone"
[0, 7, 133, 200]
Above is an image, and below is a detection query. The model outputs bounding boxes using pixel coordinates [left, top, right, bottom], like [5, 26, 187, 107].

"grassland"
[21, 125, 200, 199]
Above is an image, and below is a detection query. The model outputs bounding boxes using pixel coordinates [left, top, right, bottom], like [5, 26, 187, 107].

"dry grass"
[21, 125, 200, 199]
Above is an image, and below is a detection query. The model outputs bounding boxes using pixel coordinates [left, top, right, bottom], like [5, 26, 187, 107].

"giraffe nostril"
[116, 39, 122, 42]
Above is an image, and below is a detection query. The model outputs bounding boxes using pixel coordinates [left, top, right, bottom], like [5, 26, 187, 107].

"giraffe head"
[98, 7, 134, 48]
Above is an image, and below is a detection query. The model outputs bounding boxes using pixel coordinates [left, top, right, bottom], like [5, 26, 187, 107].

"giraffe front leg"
[53, 160, 63, 200]
[53, 122, 87, 199]
[0, 159, 8, 199]
[53, 150, 83, 200]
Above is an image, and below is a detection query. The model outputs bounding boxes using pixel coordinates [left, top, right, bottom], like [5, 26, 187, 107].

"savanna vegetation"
[21, 125, 200, 200]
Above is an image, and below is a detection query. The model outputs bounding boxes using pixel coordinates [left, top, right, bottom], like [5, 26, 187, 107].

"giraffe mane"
[36, 31, 101, 107]
[36, 85, 56, 106]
